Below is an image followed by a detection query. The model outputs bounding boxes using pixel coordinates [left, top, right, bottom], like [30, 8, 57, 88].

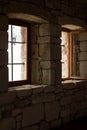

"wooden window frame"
[8, 19, 31, 87]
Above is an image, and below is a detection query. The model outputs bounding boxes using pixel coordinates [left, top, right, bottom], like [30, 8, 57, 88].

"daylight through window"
[8, 24, 27, 82]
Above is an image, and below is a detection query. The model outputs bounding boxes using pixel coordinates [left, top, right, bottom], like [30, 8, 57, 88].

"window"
[61, 29, 87, 79]
[8, 20, 31, 86]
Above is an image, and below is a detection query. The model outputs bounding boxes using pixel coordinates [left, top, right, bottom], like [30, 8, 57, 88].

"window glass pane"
[13, 43, 27, 63]
[12, 25, 27, 43]
[13, 65, 27, 81]
[61, 31, 69, 78]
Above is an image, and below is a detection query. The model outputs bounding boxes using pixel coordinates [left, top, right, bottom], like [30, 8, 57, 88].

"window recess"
[8, 20, 31, 86]
[61, 29, 87, 80]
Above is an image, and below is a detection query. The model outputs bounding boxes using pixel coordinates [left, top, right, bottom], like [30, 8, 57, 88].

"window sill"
[8, 84, 55, 94]
[62, 79, 87, 89]
[62, 79, 86, 84]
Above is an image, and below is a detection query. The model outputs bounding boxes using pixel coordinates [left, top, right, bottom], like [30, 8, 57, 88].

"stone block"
[32, 85, 44, 94]
[45, 101, 59, 121]
[51, 44, 61, 60]
[0, 91, 16, 105]
[31, 44, 39, 59]
[0, 15, 8, 30]
[40, 121, 49, 130]
[45, 0, 60, 10]
[32, 93, 55, 104]
[0, 31, 8, 49]
[80, 62, 87, 77]
[60, 96, 71, 105]
[22, 125, 39, 130]
[42, 69, 55, 85]
[78, 52, 87, 60]
[50, 119, 62, 129]
[61, 109, 70, 118]
[0, 66, 8, 92]
[40, 61, 51, 69]
[37, 36, 50, 44]
[76, 32, 87, 41]
[39, 44, 51, 60]
[31, 0, 44, 7]
[80, 41, 87, 51]
[31, 60, 39, 84]
[0, 110, 2, 119]
[0, 51, 8, 65]
[39, 23, 61, 37]
[22, 104, 44, 126]
[12, 109, 22, 117]
[37, 36, 61, 44]
[0, 118, 15, 130]
[17, 88, 32, 98]
[44, 85, 55, 93]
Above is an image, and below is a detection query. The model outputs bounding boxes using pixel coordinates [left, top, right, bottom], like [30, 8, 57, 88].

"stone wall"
[0, 0, 87, 130]
[31, 23, 61, 85]
[72, 31, 87, 77]
[0, 81, 87, 130]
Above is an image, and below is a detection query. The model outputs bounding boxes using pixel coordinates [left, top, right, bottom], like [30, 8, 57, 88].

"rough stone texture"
[0, 118, 15, 130]
[39, 24, 60, 37]
[0, 67, 8, 92]
[22, 125, 39, 130]
[50, 119, 62, 129]
[0, 15, 8, 30]
[0, 31, 8, 50]
[40, 121, 50, 130]
[39, 44, 51, 60]
[0, 0, 87, 130]
[0, 51, 8, 65]
[0, 91, 16, 104]
[0, 81, 86, 129]
[22, 104, 44, 126]
[45, 0, 60, 10]
[31, 60, 40, 84]
[45, 101, 60, 121]
[12, 109, 22, 117]
[32, 93, 55, 104]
